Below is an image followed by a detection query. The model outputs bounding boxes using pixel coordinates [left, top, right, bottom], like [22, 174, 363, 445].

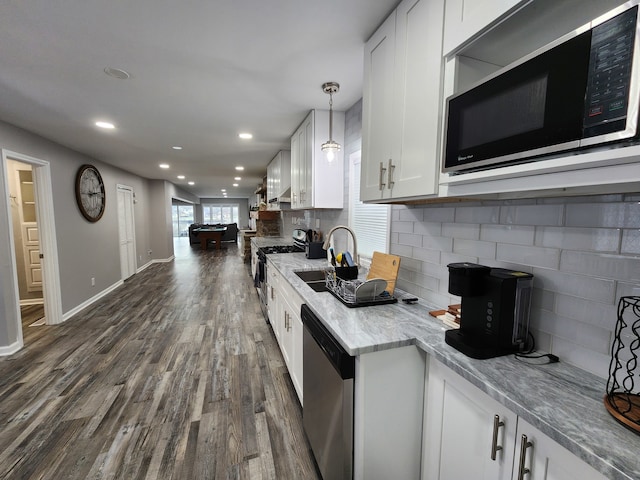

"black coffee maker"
[445, 263, 534, 359]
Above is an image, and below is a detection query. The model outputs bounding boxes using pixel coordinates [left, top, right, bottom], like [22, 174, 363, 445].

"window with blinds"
[349, 152, 390, 260]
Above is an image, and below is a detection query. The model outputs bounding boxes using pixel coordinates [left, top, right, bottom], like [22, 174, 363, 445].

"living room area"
[172, 197, 250, 251]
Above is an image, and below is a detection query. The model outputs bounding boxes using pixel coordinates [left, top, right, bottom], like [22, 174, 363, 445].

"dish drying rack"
[325, 271, 397, 308]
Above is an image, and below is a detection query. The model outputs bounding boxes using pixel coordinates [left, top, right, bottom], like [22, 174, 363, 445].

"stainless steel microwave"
[443, 1, 640, 173]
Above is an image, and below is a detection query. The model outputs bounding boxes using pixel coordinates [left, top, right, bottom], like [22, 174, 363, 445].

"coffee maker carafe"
[445, 263, 533, 359]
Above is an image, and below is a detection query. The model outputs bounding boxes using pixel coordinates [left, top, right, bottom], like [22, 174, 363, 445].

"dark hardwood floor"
[0, 238, 320, 480]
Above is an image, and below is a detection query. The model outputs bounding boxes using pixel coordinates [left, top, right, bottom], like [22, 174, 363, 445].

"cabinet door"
[512, 419, 607, 480]
[443, 0, 526, 55]
[279, 278, 303, 404]
[423, 359, 516, 480]
[361, 0, 444, 202]
[361, 11, 396, 201]
[291, 115, 310, 209]
[390, 0, 443, 199]
[301, 114, 313, 209]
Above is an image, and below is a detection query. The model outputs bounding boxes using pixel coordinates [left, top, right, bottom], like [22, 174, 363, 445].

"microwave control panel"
[584, 6, 638, 136]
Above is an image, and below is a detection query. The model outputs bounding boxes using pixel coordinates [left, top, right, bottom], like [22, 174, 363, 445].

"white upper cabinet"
[266, 150, 291, 210]
[361, 0, 445, 202]
[442, 0, 527, 56]
[290, 109, 344, 210]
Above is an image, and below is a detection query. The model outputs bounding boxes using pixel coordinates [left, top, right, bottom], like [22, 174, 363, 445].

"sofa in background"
[189, 223, 239, 245]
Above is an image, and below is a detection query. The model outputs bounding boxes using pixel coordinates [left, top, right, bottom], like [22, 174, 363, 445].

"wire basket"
[325, 271, 397, 308]
[605, 296, 640, 434]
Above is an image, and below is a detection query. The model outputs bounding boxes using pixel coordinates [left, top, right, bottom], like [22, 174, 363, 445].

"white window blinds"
[349, 152, 390, 259]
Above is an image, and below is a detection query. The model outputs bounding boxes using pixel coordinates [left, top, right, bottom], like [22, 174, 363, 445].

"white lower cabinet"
[269, 265, 303, 404]
[423, 359, 607, 480]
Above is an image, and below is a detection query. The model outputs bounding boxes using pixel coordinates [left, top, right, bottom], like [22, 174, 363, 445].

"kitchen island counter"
[263, 249, 640, 480]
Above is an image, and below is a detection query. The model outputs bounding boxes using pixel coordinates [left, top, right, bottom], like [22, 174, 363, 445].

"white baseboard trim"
[137, 260, 153, 273]
[62, 280, 124, 321]
[20, 298, 45, 306]
[0, 340, 23, 356]
[154, 256, 175, 263]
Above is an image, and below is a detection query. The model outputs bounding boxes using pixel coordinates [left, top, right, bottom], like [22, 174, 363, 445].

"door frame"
[1, 150, 63, 351]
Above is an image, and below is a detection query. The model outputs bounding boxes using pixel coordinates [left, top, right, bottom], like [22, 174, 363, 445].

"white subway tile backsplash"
[391, 221, 414, 234]
[481, 224, 535, 245]
[550, 337, 611, 378]
[390, 243, 413, 258]
[554, 294, 617, 329]
[455, 205, 500, 224]
[414, 221, 443, 236]
[395, 205, 424, 222]
[398, 232, 423, 248]
[442, 222, 480, 240]
[560, 250, 640, 282]
[535, 226, 620, 252]
[535, 311, 611, 354]
[531, 267, 616, 303]
[422, 235, 453, 252]
[621, 228, 640, 254]
[500, 204, 564, 226]
[496, 243, 560, 269]
[453, 238, 496, 259]
[566, 202, 640, 228]
[412, 247, 441, 265]
[616, 282, 640, 298]
[421, 206, 456, 222]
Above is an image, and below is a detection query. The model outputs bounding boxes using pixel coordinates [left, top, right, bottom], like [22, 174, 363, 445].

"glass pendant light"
[321, 82, 341, 162]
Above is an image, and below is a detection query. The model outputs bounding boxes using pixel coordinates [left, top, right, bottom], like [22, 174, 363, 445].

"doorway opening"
[1, 149, 63, 354]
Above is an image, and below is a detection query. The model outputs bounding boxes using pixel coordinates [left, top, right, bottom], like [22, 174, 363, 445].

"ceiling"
[0, 0, 399, 199]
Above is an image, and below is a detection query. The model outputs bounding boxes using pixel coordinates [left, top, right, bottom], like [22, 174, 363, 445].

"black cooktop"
[259, 244, 304, 255]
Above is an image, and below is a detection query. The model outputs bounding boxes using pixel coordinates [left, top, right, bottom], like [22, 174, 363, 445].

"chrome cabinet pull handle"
[517, 434, 533, 480]
[491, 414, 505, 461]
[387, 159, 395, 190]
[379, 161, 386, 191]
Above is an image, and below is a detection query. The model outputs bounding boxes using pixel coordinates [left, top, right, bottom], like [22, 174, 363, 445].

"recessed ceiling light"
[238, 133, 253, 140]
[235, 166, 244, 171]
[159, 164, 170, 169]
[233, 183, 239, 187]
[221, 189, 226, 192]
[172, 146, 183, 150]
[95, 121, 115, 129]
[234, 177, 241, 181]
[177, 175, 185, 180]
[188, 181, 195, 185]
[104, 67, 131, 79]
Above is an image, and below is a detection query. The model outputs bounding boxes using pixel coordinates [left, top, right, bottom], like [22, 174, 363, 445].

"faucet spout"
[322, 225, 358, 264]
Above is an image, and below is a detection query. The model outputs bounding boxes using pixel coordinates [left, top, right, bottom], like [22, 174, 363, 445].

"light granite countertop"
[253, 238, 640, 480]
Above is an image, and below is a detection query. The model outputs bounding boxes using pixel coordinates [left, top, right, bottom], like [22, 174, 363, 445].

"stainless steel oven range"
[255, 240, 304, 322]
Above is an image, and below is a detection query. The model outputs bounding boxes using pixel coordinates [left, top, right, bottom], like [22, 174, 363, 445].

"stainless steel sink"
[295, 270, 328, 292]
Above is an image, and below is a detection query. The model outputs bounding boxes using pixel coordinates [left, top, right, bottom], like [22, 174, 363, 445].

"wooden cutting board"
[367, 251, 401, 295]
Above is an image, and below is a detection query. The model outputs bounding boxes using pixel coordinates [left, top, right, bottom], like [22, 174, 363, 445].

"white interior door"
[117, 185, 136, 280]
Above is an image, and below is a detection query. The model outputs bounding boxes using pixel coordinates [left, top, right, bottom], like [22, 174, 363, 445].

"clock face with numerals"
[75, 164, 105, 222]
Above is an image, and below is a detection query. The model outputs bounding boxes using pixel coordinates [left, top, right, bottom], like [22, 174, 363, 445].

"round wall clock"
[75, 164, 105, 222]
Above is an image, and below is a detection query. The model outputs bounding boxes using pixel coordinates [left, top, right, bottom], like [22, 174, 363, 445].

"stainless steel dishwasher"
[302, 304, 355, 480]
